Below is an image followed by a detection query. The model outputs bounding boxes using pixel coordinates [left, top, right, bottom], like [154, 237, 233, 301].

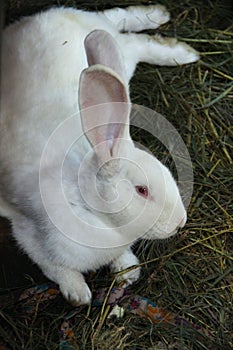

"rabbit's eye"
[135, 185, 149, 198]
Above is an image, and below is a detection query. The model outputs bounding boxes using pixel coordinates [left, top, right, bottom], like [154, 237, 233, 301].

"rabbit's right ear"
[79, 64, 131, 164]
[84, 30, 125, 80]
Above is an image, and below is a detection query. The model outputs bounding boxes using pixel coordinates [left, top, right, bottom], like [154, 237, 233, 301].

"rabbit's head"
[76, 30, 187, 246]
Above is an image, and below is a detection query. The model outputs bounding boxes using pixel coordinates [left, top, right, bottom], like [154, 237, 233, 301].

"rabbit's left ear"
[79, 64, 131, 163]
[84, 29, 125, 79]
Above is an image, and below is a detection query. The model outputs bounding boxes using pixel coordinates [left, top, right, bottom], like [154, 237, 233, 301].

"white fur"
[0, 5, 197, 305]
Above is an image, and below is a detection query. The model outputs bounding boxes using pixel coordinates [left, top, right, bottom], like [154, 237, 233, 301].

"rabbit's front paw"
[58, 270, 92, 306]
[111, 249, 141, 287]
[117, 265, 141, 288]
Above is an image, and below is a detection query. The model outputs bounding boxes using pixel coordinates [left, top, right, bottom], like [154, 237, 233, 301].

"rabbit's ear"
[79, 64, 131, 162]
[84, 30, 125, 79]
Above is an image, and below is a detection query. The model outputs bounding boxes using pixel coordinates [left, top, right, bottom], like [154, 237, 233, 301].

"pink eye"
[135, 185, 149, 198]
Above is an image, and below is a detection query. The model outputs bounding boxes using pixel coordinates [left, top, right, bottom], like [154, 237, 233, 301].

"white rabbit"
[0, 5, 198, 305]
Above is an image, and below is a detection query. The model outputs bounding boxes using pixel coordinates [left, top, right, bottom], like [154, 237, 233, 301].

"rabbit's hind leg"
[102, 5, 170, 32]
[117, 33, 199, 81]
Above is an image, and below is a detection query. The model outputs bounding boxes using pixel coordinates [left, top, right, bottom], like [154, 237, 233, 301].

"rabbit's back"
[0, 8, 119, 217]
[1, 8, 118, 165]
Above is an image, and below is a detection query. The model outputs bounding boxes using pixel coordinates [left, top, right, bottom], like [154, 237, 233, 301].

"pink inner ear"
[106, 122, 122, 156]
[79, 66, 131, 161]
[80, 70, 128, 108]
[84, 30, 125, 78]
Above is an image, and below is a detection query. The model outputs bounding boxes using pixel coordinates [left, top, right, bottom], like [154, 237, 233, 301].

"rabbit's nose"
[178, 213, 187, 228]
